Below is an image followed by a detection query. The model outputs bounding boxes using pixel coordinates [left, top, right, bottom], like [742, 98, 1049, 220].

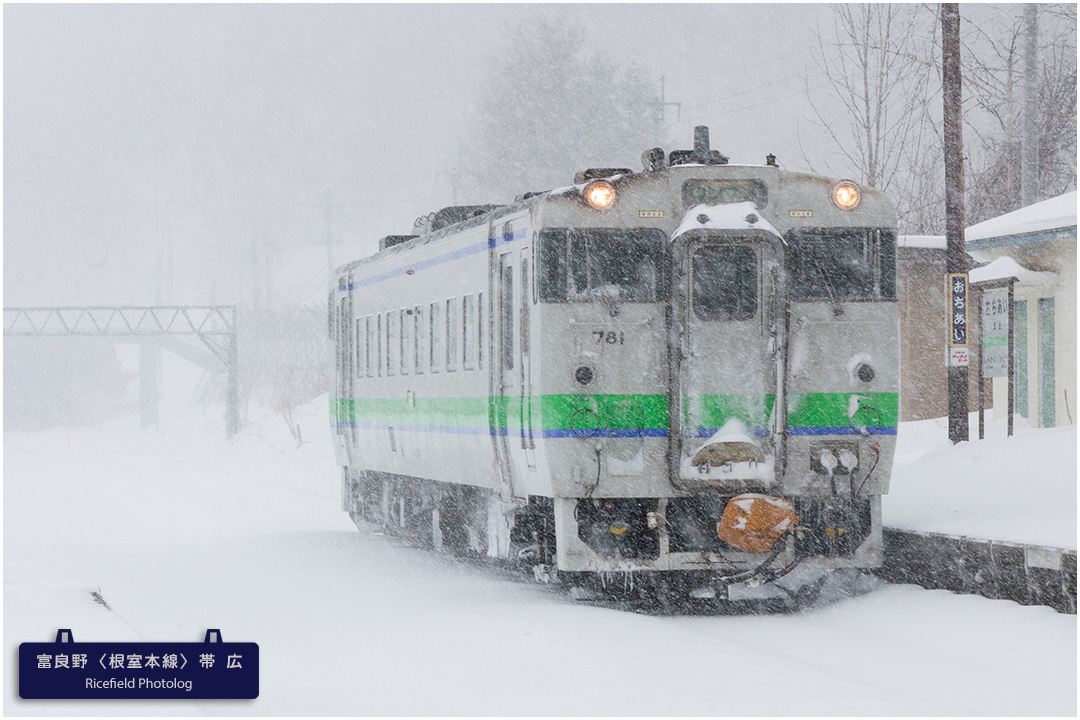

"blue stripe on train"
[340, 228, 527, 291]
[331, 422, 898, 437]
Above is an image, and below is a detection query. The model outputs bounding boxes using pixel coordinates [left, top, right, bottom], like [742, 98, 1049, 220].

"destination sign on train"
[681, 179, 768, 208]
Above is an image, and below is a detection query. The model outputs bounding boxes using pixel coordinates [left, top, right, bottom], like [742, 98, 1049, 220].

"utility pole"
[313, 194, 343, 283]
[654, 75, 682, 127]
[437, 147, 463, 205]
[943, 3, 969, 444]
[1021, 3, 1039, 206]
[325, 191, 334, 276]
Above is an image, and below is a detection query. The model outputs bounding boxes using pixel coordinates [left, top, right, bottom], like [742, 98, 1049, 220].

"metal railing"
[4, 305, 240, 438]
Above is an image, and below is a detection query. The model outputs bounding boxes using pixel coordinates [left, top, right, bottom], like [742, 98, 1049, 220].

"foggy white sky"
[1, 4, 1028, 308]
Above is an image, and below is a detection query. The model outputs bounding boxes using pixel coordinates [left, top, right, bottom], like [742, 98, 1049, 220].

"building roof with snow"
[966, 191, 1077, 250]
[968, 255, 1060, 286]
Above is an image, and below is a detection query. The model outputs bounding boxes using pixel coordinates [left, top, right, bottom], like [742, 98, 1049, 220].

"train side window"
[463, 294, 477, 371]
[365, 316, 375, 377]
[386, 310, 396, 377]
[478, 291, 484, 369]
[446, 298, 458, 372]
[692, 245, 757, 321]
[414, 305, 425, 374]
[376, 314, 383, 377]
[400, 308, 411, 375]
[430, 301, 441, 373]
[360, 317, 369, 379]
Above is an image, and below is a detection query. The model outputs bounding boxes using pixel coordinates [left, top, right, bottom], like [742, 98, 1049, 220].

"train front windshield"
[786, 227, 897, 301]
[538, 228, 668, 303]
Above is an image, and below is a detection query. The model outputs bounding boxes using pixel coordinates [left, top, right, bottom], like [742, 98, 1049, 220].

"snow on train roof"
[671, 201, 782, 240]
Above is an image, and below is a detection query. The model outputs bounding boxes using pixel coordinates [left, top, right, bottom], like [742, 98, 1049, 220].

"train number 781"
[593, 331, 625, 345]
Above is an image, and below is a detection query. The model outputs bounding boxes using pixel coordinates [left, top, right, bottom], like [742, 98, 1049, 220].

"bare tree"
[802, 4, 940, 233]
[803, 4, 1075, 232]
[963, 4, 1076, 223]
[240, 301, 329, 444]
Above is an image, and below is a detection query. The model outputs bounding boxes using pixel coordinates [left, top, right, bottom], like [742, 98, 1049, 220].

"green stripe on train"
[786, 392, 899, 427]
[332, 392, 898, 430]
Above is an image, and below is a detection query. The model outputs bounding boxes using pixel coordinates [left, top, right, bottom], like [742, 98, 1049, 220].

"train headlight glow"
[833, 181, 861, 210]
[584, 180, 617, 209]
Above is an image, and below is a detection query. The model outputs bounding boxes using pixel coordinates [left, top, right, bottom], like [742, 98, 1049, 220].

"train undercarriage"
[342, 469, 882, 609]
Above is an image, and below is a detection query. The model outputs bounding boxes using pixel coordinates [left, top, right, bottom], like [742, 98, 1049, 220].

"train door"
[669, 228, 785, 487]
[519, 252, 537, 469]
[490, 217, 534, 499]
[337, 279, 357, 452]
[492, 249, 518, 500]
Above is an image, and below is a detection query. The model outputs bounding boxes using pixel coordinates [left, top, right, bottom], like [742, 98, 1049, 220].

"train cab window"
[414, 306, 425, 374]
[446, 299, 458, 372]
[463, 294, 477, 371]
[538, 228, 667, 303]
[429, 301, 441, 373]
[786, 228, 897, 301]
[692, 245, 757, 321]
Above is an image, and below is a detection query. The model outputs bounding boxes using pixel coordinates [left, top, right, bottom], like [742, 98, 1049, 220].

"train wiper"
[812, 253, 843, 317]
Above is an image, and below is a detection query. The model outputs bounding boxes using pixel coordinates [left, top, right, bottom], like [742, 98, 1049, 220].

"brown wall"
[898, 247, 990, 422]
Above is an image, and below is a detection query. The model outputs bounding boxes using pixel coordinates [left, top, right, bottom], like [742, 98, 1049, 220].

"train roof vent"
[414, 204, 503, 235]
[573, 168, 633, 184]
[379, 234, 419, 251]
[515, 190, 548, 202]
[669, 125, 728, 167]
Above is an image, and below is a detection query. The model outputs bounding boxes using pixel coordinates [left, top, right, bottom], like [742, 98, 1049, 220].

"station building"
[966, 191, 1077, 429]
[896, 191, 1076, 428]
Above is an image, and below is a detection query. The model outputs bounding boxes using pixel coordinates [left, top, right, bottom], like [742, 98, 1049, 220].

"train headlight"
[584, 180, 617, 210]
[833, 181, 861, 210]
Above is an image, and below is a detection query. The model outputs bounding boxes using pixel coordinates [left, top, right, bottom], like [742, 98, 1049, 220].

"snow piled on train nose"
[672, 201, 783, 240]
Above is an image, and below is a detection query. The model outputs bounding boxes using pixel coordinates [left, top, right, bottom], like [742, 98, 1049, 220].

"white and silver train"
[330, 127, 899, 603]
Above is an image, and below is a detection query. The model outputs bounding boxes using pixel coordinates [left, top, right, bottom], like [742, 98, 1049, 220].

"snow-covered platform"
[886, 412, 1076, 550]
[881, 412, 1076, 613]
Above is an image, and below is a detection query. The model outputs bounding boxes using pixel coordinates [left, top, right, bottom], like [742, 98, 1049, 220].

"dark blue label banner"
[19, 630, 258, 699]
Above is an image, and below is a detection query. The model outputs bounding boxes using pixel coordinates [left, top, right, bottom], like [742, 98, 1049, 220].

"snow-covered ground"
[4, 363, 1076, 715]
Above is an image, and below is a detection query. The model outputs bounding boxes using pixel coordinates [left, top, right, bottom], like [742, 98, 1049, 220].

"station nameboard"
[948, 273, 969, 367]
[981, 287, 1009, 377]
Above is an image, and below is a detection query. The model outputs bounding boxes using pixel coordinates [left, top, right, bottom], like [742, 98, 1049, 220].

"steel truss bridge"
[4, 305, 240, 439]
